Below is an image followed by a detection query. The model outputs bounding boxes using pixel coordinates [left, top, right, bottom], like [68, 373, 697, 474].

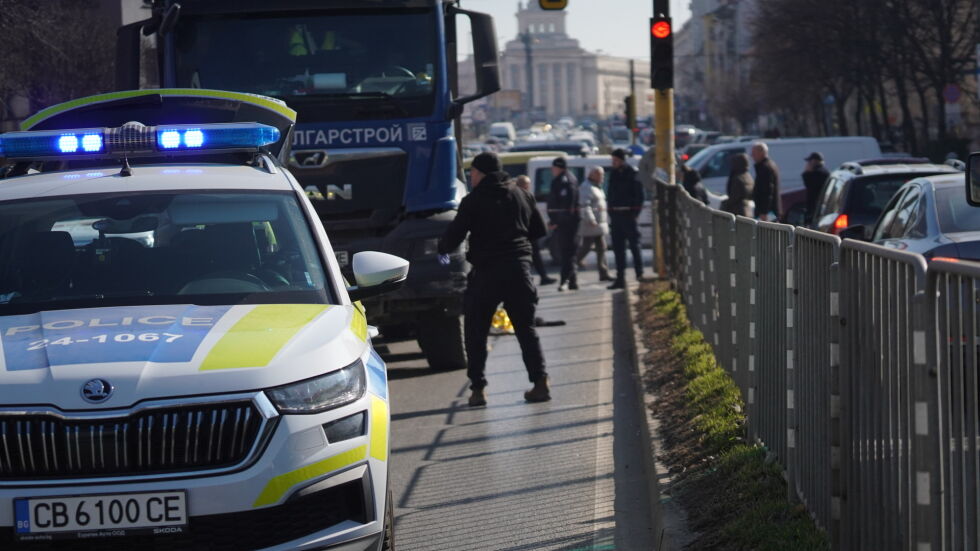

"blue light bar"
[154, 124, 276, 152]
[158, 130, 181, 150]
[0, 122, 279, 160]
[0, 128, 105, 159]
[81, 134, 103, 153]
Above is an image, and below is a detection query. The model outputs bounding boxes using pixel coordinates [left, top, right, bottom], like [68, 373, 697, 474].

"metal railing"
[657, 182, 980, 551]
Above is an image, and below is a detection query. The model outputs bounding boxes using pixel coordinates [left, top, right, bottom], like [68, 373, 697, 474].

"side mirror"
[838, 225, 868, 242]
[347, 251, 410, 301]
[967, 152, 980, 207]
[448, 7, 500, 108]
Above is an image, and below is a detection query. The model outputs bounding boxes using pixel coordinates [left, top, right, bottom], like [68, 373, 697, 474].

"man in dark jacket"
[439, 152, 551, 406]
[801, 152, 830, 224]
[750, 142, 782, 220]
[606, 149, 645, 289]
[546, 157, 581, 291]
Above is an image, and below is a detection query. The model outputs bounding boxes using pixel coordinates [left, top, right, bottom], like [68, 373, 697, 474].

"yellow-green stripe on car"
[200, 305, 329, 371]
[252, 445, 368, 508]
[370, 396, 389, 462]
[350, 307, 368, 342]
[21, 88, 297, 130]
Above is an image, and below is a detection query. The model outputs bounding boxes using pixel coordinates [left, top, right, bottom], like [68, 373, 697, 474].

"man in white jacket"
[575, 166, 613, 282]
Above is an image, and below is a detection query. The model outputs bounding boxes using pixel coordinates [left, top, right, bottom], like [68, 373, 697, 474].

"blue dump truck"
[116, 0, 500, 370]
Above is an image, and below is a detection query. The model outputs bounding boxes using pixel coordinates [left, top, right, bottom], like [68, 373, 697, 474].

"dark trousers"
[464, 261, 547, 390]
[554, 223, 580, 285]
[531, 240, 549, 279]
[610, 214, 643, 280]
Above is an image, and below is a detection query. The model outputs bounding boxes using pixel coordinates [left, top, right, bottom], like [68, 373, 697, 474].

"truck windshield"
[173, 10, 438, 119]
[0, 190, 333, 314]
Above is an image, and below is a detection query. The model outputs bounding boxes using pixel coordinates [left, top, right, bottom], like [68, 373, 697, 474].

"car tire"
[416, 315, 467, 371]
[380, 487, 395, 551]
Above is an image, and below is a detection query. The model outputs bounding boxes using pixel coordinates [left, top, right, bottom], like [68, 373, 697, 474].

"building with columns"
[460, 2, 652, 122]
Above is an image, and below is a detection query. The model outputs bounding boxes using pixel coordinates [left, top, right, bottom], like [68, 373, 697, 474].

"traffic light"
[538, 0, 567, 9]
[650, 15, 673, 90]
[624, 95, 636, 129]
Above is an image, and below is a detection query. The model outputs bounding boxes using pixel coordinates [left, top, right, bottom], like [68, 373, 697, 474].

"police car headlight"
[267, 360, 366, 414]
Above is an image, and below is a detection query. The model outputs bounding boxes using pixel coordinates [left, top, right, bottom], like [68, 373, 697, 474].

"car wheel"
[416, 315, 467, 371]
[380, 488, 395, 551]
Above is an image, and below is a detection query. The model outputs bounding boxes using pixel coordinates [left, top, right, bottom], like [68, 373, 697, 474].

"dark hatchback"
[811, 159, 960, 235]
[845, 173, 980, 261]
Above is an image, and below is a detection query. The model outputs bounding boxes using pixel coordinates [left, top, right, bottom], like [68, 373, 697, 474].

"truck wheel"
[416, 315, 467, 371]
[380, 488, 395, 551]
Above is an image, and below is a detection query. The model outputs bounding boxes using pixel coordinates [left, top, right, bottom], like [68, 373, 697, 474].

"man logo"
[81, 379, 114, 403]
[290, 151, 328, 169]
[326, 184, 353, 201]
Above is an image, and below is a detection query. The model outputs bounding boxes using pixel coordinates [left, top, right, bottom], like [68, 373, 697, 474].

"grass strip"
[645, 286, 828, 550]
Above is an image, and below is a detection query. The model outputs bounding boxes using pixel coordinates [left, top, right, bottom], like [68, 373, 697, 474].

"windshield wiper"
[25, 290, 156, 304]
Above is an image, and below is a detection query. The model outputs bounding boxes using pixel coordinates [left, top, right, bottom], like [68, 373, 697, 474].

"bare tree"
[0, 0, 116, 121]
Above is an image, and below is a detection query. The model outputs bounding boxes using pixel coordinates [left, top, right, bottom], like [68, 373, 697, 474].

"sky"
[457, 0, 692, 59]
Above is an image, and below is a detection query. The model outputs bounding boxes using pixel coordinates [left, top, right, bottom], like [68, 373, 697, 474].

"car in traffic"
[509, 140, 593, 157]
[811, 159, 961, 235]
[678, 143, 709, 162]
[842, 173, 980, 261]
[0, 90, 402, 551]
[684, 136, 881, 212]
[462, 150, 565, 184]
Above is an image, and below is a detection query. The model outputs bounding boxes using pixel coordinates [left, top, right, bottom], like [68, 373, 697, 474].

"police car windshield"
[0, 191, 334, 314]
[173, 11, 437, 116]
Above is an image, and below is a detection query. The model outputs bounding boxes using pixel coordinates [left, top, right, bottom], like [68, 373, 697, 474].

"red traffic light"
[652, 20, 671, 39]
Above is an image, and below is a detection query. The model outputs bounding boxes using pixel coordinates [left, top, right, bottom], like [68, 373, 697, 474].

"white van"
[526, 155, 654, 250]
[686, 137, 881, 213]
[489, 121, 517, 142]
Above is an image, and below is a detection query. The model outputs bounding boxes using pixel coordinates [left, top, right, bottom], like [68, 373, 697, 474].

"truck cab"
[117, 0, 500, 370]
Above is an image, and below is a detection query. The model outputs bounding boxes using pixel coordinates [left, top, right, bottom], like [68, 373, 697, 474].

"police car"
[0, 90, 402, 550]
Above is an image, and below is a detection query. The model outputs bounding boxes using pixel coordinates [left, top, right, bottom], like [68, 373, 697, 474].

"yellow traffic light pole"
[651, 9, 674, 279]
[654, 89, 673, 278]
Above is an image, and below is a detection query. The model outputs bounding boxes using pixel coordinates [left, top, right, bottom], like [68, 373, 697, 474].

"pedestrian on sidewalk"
[547, 157, 581, 292]
[516, 175, 556, 285]
[575, 166, 613, 282]
[606, 148, 645, 290]
[801, 152, 829, 225]
[721, 153, 754, 217]
[751, 142, 782, 221]
[438, 152, 551, 406]
[678, 155, 709, 205]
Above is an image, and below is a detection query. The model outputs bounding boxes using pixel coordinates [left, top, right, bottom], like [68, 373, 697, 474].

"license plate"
[14, 491, 187, 541]
[335, 250, 349, 267]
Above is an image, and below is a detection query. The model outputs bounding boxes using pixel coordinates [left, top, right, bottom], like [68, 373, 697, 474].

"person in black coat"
[678, 156, 709, 204]
[546, 157, 581, 291]
[721, 153, 754, 217]
[802, 152, 830, 225]
[439, 152, 551, 406]
[751, 142, 782, 220]
[606, 149, 645, 289]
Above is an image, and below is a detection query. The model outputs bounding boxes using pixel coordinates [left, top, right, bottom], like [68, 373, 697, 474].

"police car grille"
[0, 402, 264, 479]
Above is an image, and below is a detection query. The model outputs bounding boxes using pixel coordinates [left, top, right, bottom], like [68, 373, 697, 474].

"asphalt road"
[379, 264, 655, 551]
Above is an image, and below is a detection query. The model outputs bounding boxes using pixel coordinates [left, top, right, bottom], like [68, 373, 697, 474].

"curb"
[623, 281, 693, 550]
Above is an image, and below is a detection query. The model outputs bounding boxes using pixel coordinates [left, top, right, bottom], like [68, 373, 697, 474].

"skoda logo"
[81, 379, 114, 404]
